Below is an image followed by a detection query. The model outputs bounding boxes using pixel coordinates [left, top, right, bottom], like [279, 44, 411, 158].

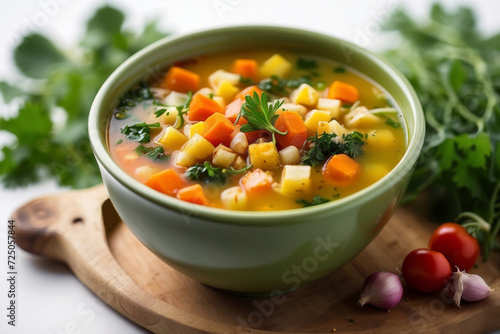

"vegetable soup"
[108, 51, 407, 211]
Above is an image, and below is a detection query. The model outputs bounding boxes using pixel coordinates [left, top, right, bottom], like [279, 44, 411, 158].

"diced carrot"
[176, 184, 209, 206]
[233, 85, 263, 101]
[274, 111, 308, 149]
[188, 94, 224, 121]
[232, 59, 259, 82]
[145, 169, 186, 196]
[240, 168, 273, 194]
[202, 112, 236, 147]
[224, 99, 247, 125]
[327, 81, 359, 104]
[160, 66, 200, 93]
[322, 154, 360, 186]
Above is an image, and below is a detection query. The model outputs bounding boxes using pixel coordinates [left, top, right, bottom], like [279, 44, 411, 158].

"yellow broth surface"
[108, 50, 407, 211]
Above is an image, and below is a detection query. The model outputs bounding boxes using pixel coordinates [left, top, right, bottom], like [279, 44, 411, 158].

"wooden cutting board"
[12, 184, 500, 333]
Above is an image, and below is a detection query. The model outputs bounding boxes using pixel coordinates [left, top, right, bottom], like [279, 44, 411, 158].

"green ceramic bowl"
[89, 26, 424, 295]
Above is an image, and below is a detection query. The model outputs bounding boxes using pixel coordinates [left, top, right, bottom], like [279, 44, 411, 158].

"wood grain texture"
[12, 185, 500, 334]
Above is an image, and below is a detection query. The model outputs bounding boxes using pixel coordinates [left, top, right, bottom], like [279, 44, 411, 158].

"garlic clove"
[358, 271, 403, 310]
[448, 267, 492, 307]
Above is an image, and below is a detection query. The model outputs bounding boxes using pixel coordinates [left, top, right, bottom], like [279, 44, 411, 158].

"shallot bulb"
[358, 271, 403, 310]
[448, 267, 492, 307]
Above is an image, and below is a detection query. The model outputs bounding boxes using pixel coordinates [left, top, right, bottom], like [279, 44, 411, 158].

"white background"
[0, 0, 499, 333]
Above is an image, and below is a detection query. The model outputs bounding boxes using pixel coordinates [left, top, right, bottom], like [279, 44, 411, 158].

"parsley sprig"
[185, 162, 252, 185]
[134, 145, 169, 161]
[120, 122, 161, 143]
[154, 91, 193, 130]
[235, 91, 286, 144]
[301, 132, 366, 167]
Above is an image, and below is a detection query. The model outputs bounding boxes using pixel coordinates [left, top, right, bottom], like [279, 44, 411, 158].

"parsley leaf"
[296, 58, 318, 70]
[301, 132, 366, 167]
[296, 196, 330, 207]
[120, 122, 161, 143]
[134, 145, 169, 161]
[185, 162, 252, 185]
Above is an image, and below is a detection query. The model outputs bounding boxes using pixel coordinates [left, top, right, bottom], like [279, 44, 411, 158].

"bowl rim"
[88, 25, 425, 225]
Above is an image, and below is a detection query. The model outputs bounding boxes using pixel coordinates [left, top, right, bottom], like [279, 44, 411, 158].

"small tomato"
[402, 249, 451, 293]
[429, 222, 479, 271]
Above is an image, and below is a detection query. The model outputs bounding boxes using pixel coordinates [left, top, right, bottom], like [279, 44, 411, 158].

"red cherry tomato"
[402, 249, 451, 293]
[429, 222, 479, 271]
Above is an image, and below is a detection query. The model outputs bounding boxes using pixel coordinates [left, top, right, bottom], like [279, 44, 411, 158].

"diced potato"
[124, 151, 139, 161]
[304, 109, 331, 136]
[208, 69, 240, 89]
[280, 165, 311, 197]
[279, 146, 301, 165]
[134, 166, 157, 180]
[164, 91, 188, 106]
[317, 98, 342, 119]
[214, 80, 239, 103]
[194, 87, 214, 97]
[175, 150, 196, 167]
[183, 124, 192, 138]
[230, 132, 249, 154]
[365, 129, 396, 150]
[260, 54, 292, 78]
[232, 156, 247, 170]
[189, 121, 206, 138]
[220, 186, 248, 210]
[329, 120, 350, 139]
[157, 106, 178, 125]
[248, 142, 281, 170]
[290, 83, 319, 108]
[344, 106, 380, 128]
[281, 103, 308, 118]
[155, 127, 188, 153]
[181, 133, 215, 160]
[317, 121, 330, 135]
[213, 146, 237, 168]
[212, 96, 226, 108]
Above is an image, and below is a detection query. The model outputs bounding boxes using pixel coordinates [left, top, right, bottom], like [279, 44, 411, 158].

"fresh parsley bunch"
[382, 3, 500, 257]
[0, 6, 168, 188]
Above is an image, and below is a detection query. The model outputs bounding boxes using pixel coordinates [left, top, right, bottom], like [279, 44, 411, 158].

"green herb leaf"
[120, 122, 160, 143]
[14, 34, 68, 79]
[296, 58, 318, 70]
[236, 91, 286, 144]
[185, 161, 252, 184]
[301, 132, 365, 167]
[296, 195, 330, 207]
[134, 145, 168, 161]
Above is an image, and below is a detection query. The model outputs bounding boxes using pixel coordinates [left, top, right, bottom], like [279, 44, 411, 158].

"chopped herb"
[257, 75, 313, 97]
[316, 81, 326, 91]
[342, 104, 352, 108]
[239, 76, 255, 85]
[384, 117, 401, 129]
[114, 111, 129, 120]
[301, 132, 366, 167]
[296, 195, 330, 207]
[208, 93, 214, 99]
[185, 161, 252, 184]
[173, 91, 193, 129]
[348, 318, 355, 323]
[310, 71, 321, 77]
[116, 139, 123, 144]
[120, 122, 161, 143]
[296, 57, 318, 70]
[116, 82, 153, 113]
[333, 67, 346, 73]
[134, 145, 168, 161]
[236, 91, 287, 144]
[154, 108, 168, 118]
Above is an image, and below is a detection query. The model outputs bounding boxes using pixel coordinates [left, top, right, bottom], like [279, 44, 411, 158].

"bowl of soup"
[89, 26, 424, 294]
